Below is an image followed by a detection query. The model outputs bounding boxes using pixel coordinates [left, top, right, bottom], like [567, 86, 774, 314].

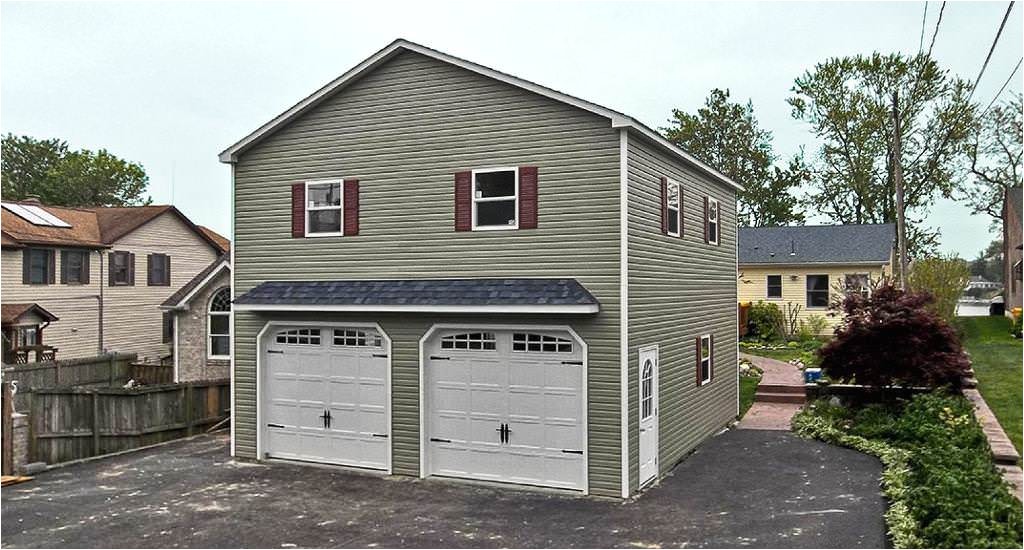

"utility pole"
[893, 90, 909, 288]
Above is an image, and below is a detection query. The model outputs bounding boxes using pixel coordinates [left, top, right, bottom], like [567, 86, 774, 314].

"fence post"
[109, 354, 115, 386]
[91, 390, 100, 456]
[2, 382, 13, 475]
[26, 392, 36, 464]
[185, 384, 194, 437]
[54, 361, 61, 386]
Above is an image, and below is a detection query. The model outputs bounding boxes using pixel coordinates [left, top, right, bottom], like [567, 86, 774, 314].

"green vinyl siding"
[232, 51, 623, 496]
[625, 133, 739, 495]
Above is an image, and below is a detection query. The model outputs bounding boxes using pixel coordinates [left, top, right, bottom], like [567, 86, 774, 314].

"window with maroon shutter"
[697, 334, 712, 386]
[23, 248, 52, 285]
[454, 171, 472, 231]
[706, 197, 720, 245]
[305, 181, 343, 236]
[470, 168, 518, 230]
[343, 179, 360, 236]
[660, 177, 668, 235]
[664, 178, 681, 237]
[109, 251, 133, 286]
[291, 183, 305, 238]
[518, 166, 538, 229]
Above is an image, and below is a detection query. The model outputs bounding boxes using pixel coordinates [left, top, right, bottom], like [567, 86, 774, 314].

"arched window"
[208, 287, 231, 359]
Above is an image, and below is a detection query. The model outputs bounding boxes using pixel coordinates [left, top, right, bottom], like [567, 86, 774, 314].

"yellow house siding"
[737, 263, 891, 334]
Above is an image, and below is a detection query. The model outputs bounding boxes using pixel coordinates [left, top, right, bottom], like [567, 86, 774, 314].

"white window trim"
[699, 334, 712, 386]
[844, 273, 872, 298]
[666, 179, 681, 237]
[766, 274, 783, 299]
[208, 287, 232, 360]
[707, 197, 720, 246]
[471, 167, 519, 231]
[305, 179, 345, 237]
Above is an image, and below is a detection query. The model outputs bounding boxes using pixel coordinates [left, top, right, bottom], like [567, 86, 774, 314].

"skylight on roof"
[2, 202, 72, 228]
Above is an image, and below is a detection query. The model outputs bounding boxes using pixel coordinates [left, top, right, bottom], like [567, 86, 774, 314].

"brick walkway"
[964, 388, 1022, 501]
[738, 353, 805, 430]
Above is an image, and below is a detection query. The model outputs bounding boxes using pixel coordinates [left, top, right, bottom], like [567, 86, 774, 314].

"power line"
[926, 1, 946, 58]
[919, 2, 930, 53]
[980, 57, 1023, 116]
[968, 1, 1015, 102]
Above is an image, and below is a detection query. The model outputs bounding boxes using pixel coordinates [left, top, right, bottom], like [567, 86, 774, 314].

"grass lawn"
[738, 375, 761, 419]
[956, 316, 1023, 454]
[739, 339, 824, 367]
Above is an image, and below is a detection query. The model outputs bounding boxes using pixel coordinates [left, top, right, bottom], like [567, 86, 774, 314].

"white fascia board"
[232, 303, 599, 314]
[167, 261, 232, 309]
[739, 261, 891, 268]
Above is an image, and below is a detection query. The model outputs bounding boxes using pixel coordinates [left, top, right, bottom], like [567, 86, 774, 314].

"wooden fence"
[25, 379, 230, 465]
[2, 353, 137, 410]
[129, 363, 175, 385]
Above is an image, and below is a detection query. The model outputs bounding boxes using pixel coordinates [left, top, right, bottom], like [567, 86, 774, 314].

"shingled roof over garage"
[233, 278, 600, 314]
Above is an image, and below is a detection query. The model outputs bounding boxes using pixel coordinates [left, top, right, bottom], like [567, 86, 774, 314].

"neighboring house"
[966, 275, 1002, 291]
[220, 39, 741, 498]
[1, 199, 228, 363]
[160, 254, 232, 382]
[737, 224, 896, 333]
[1003, 187, 1023, 315]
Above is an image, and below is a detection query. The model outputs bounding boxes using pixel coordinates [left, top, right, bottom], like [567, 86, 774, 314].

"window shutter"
[108, 252, 115, 286]
[47, 250, 55, 284]
[695, 336, 701, 387]
[128, 253, 135, 286]
[518, 166, 538, 229]
[454, 171, 472, 231]
[147, 254, 154, 285]
[22, 249, 30, 284]
[343, 179, 360, 236]
[703, 196, 709, 244]
[164, 255, 171, 286]
[291, 183, 305, 238]
[82, 252, 90, 284]
[660, 177, 669, 235]
[710, 334, 715, 381]
[61, 251, 69, 284]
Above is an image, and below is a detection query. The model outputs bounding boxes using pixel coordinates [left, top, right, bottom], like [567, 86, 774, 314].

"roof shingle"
[738, 224, 895, 265]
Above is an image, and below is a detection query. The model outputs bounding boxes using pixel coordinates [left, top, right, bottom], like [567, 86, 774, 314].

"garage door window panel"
[440, 332, 496, 350]
[332, 328, 382, 347]
[275, 328, 322, 345]
[512, 332, 573, 353]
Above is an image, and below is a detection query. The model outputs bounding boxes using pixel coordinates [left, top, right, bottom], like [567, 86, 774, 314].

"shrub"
[818, 283, 970, 389]
[797, 314, 829, 340]
[747, 301, 784, 340]
[907, 255, 970, 322]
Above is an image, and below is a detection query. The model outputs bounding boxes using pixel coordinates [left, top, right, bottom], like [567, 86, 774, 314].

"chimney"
[23, 195, 42, 205]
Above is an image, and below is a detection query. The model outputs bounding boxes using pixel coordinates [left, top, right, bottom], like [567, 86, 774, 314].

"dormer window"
[472, 168, 518, 230]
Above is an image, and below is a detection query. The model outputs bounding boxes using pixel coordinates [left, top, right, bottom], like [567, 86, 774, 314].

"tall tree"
[968, 238, 1004, 283]
[788, 53, 975, 255]
[662, 88, 806, 227]
[1, 134, 151, 207]
[963, 93, 1022, 226]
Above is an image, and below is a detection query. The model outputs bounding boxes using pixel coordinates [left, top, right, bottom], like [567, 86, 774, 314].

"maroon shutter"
[710, 334, 715, 382]
[146, 254, 154, 286]
[47, 250, 55, 284]
[454, 171, 472, 231]
[660, 177, 669, 235]
[343, 179, 360, 236]
[164, 255, 170, 286]
[82, 252, 90, 284]
[519, 166, 538, 229]
[108, 252, 115, 286]
[128, 253, 135, 286]
[22, 249, 31, 283]
[695, 336, 702, 387]
[703, 196, 710, 244]
[60, 251, 69, 284]
[291, 183, 305, 238]
[678, 185, 684, 238]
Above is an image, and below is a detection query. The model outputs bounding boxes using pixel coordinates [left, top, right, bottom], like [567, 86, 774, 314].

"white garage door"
[424, 328, 586, 491]
[263, 324, 389, 470]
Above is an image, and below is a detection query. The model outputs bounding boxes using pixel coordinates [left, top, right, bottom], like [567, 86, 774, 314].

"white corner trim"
[173, 314, 180, 384]
[619, 127, 630, 498]
[168, 261, 232, 309]
[233, 303, 599, 314]
[229, 163, 237, 458]
[215, 39, 744, 193]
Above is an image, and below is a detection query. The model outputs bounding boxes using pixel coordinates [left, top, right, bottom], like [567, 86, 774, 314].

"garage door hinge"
[372, 353, 388, 358]
[371, 433, 389, 438]
[561, 360, 583, 365]
[561, 449, 584, 454]
[267, 350, 284, 355]
[267, 423, 284, 428]
[429, 355, 450, 360]
[430, 437, 452, 443]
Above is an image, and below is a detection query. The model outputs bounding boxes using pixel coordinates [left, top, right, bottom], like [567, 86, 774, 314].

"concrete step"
[757, 383, 806, 394]
[755, 391, 806, 404]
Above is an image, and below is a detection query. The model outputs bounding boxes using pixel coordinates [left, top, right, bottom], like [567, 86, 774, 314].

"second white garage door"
[423, 327, 587, 491]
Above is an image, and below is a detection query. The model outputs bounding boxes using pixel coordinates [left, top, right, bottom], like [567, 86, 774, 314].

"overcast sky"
[2, 1, 1021, 259]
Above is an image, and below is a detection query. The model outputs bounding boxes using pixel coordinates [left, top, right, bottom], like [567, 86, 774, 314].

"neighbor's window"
[306, 181, 343, 235]
[806, 274, 830, 308]
[472, 168, 518, 230]
[699, 335, 712, 386]
[24, 248, 52, 284]
[667, 181, 681, 237]
[148, 253, 171, 286]
[208, 287, 231, 358]
[706, 197, 720, 245]
[110, 251, 132, 285]
[844, 273, 871, 298]
[63, 250, 88, 284]
[16, 326, 38, 348]
[766, 275, 783, 299]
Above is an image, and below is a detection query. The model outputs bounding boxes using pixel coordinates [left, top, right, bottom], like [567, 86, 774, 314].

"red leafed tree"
[818, 283, 970, 389]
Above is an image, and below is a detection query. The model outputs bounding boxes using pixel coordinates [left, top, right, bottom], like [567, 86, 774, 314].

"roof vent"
[789, 239, 797, 256]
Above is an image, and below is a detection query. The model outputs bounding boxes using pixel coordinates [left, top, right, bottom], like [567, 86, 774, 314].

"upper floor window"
[666, 180, 681, 237]
[766, 275, 782, 299]
[472, 168, 518, 230]
[706, 197, 720, 245]
[147, 253, 171, 286]
[61, 250, 89, 284]
[109, 251, 134, 286]
[844, 273, 871, 299]
[208, 287, 231, 358]
[306, 180, 343, 236]
[23, 248, 53, 285]
[806, 274, 830, 308]
[698, 334, 713, 386]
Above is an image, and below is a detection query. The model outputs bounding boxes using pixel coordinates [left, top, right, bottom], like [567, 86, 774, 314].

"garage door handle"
[561, 360, 583, 365]
[267, 423, 284, 428]
[267, 350, 284, 354]
[371, 433, 389, 438]
[430, 437, 452, 443]
[429, 355, 450, 360]
[562, 449, 584, 455]
[372, 353, 388, 358]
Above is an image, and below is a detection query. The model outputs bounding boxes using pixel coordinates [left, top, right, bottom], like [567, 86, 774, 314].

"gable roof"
[1, 200, 225, 253]
[738, 224, 895, 266]
[161, 255, 231, 310]
[1, 303, 59, 325]
[218, 39, 743, 193]
[198, 225, 230, 253]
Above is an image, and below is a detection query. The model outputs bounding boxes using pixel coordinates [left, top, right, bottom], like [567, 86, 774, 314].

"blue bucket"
[804, 368, 822, 384]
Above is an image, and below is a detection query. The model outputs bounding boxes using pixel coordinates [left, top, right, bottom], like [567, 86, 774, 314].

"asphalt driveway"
[1, 430, 886, 548]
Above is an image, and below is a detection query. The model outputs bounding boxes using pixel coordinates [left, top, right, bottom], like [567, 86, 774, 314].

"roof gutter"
[233, 303, 600, 314]
[739, 261, 892, 268]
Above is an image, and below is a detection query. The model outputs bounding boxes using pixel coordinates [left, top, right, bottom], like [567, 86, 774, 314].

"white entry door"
[638, 346, 659, 487]
[263, 325, 389, 470]
[425, 328, 587, 491]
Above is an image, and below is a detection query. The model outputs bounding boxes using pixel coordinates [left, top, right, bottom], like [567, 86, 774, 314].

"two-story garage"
[221, 39, 741, 498]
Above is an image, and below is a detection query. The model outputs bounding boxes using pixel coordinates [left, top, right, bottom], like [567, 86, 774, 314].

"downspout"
[97, 250, 104, 354]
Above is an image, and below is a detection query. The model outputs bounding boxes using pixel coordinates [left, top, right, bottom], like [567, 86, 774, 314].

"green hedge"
[793, 394, 1022, 549]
